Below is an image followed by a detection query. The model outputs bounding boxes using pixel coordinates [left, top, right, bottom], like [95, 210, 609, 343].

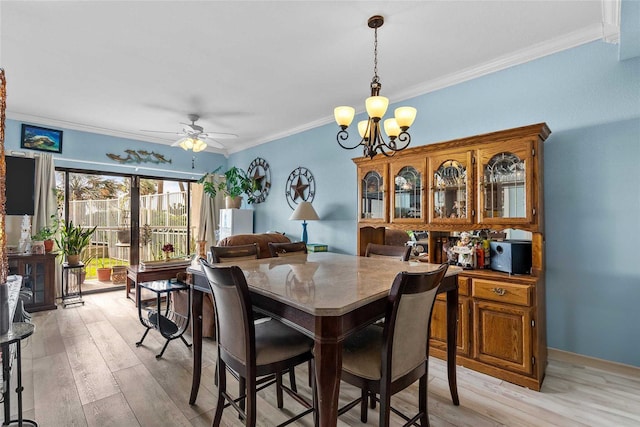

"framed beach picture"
[20, 124, 63, 153]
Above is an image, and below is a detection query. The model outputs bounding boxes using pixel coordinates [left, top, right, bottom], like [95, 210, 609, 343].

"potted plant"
[54, 221, 97, 266]
[96, 257, 112, 282]
[199, 166, 257, 208]
[32, 214, 60, 253]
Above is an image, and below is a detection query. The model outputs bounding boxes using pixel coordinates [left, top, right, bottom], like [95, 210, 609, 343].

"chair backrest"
[210, 243, 259, 263]
[365, 243, 411, 261]
[200, 258, 254, 369]
[382, 264, 448, 381]
[268, 241, 308, 257]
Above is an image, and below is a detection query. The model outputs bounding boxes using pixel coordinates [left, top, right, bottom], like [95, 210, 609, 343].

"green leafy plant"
[198, 166, 258, 203]
[31, 214, 60, 241]
[54, 221, 97, 257]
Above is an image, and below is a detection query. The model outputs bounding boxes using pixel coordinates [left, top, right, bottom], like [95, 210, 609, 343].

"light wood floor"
[3, 291, 639, 427]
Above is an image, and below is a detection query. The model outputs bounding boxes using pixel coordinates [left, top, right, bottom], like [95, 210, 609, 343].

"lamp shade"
[289, 202, 319, 221]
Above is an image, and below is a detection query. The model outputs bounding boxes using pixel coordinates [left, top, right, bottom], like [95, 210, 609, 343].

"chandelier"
[334, 15, 416, 159]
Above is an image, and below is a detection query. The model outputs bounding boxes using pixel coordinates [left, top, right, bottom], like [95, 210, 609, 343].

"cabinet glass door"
[361, 170, 385, 220]
[478, 140, 533, 225]
[429, 150, 473, 224]
[391, 163, 424, 223]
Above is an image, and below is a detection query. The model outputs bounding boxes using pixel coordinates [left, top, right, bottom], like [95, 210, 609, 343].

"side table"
[126, 265, 189, 307]
[1, 322, 37, 427]
[136, 279, 192, 359]
[61, 263, 84, 308]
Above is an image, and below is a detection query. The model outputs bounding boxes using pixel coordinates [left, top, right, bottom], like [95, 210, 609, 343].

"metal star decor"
[285, 167, 315, 209]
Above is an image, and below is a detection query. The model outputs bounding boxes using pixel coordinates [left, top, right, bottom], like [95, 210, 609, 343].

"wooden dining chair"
[210, 243, 299, 402]
[200, 259, 315, 427]
[211, 243, 259, 263]
[338, 264, 449, 426]
[268, 241, 308, 257]
[365, 243, 411, 261]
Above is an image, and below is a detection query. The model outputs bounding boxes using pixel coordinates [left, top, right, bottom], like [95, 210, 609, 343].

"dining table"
[187, 252, 461, 427]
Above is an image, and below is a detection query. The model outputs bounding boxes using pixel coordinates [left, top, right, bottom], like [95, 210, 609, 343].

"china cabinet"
[7, 253, 57, 312]
[353, 123, 550, 391]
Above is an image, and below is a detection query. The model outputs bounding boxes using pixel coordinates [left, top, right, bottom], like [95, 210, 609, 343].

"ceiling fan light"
[334, 106, 355, 128]
[192, 139, 207, 152]
[365, 96, 388, 120]
[177, 137, 192, 150]
[395, 106, 417, 129]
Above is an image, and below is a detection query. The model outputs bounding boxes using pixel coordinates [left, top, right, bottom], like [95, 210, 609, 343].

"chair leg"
[360, 388, 369, 423]
[213, 360, 226, 427]
[370, 392, 376, 409]
[379, 388, 392, 427]
[276, 372, 284, 409]
[239, 376, 246, 419]
[289, 367, 298, 393]
[419, 374, 430, 427]
[246, 376, 257, 427]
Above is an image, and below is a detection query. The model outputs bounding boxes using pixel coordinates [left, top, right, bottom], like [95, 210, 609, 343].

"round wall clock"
[285, 166, 316, 209]
[247, 157, 271, 204]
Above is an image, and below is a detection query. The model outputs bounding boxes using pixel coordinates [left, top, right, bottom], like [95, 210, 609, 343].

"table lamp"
[289, 201, 319, 244]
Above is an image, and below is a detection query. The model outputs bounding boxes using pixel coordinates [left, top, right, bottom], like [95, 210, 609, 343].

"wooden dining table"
[187, 252, 461, 427]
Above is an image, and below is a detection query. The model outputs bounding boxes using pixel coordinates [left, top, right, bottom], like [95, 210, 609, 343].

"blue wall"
[4, 119, 226, 179]
[230, 40, 640, 367]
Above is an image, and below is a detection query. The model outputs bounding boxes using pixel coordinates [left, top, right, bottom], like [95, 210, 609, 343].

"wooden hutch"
[354, 123, 550, 390]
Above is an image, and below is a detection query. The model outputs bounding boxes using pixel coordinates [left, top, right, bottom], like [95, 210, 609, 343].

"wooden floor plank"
[113, 364, 192, 427]
[83, 392, 140, 427]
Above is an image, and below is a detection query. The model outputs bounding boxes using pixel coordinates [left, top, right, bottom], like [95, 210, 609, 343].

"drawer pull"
[492, 287, 506, 296]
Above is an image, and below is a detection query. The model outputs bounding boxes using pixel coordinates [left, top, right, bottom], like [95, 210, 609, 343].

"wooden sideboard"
[7, 253, 57, 312]
[354, 123, 549, 390]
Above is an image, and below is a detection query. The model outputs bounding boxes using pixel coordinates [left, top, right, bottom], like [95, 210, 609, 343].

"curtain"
[33, 153, 57, 232]
[198, 174, 224, 247]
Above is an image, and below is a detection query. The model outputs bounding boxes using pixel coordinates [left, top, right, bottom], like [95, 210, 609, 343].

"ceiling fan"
[141, 114, 238, 152]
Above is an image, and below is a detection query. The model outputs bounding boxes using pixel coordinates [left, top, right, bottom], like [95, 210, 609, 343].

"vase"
[164, 253, 171, 262]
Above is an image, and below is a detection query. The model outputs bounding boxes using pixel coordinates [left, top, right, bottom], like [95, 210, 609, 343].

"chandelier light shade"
[334, 15, 417, 159]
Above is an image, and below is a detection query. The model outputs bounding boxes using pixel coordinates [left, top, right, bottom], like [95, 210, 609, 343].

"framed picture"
[20, 124, 63, 153]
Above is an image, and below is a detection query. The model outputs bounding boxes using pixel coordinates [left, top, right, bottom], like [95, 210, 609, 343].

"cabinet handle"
[492, 287, 506, 296]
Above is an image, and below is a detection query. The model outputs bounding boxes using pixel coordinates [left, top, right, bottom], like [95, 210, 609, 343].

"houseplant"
[96, 257, 112, 282]
[54, 221, 97, 266]
[32, 214, 60, 253]
[199, 166, 257, 208]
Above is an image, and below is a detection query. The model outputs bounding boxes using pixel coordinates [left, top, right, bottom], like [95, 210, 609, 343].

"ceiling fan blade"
[140, 129, 182, 135]
[200, 132, 239, 139]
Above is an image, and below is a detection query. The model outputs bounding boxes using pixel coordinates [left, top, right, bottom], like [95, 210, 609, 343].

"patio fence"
[68, 191, 194, 264]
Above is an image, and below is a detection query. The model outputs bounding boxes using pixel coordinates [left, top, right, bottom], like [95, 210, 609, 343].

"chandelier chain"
[373, 26, 379, 82]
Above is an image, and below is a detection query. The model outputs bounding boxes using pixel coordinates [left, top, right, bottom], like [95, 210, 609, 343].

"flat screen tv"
[5, 156, 35, 215]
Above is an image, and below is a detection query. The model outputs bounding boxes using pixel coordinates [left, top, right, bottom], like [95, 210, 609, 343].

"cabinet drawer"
[437, 275, 470, 301]
[472, 279, 531, 306]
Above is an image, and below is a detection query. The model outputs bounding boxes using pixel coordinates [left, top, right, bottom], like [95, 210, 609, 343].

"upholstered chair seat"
[253, 319, 313, 367]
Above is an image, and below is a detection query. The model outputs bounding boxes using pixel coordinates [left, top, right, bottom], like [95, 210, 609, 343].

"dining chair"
[365, 243, 411, 261]
[211, 243, 260, 263]
[338, 264, 449, 426]
[200, 259, 315, 427]
[210, 243, 299, 402]
[268, 241, 308, 257]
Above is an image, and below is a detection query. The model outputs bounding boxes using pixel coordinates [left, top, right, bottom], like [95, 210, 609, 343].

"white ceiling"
[1, 1, 615, 156]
